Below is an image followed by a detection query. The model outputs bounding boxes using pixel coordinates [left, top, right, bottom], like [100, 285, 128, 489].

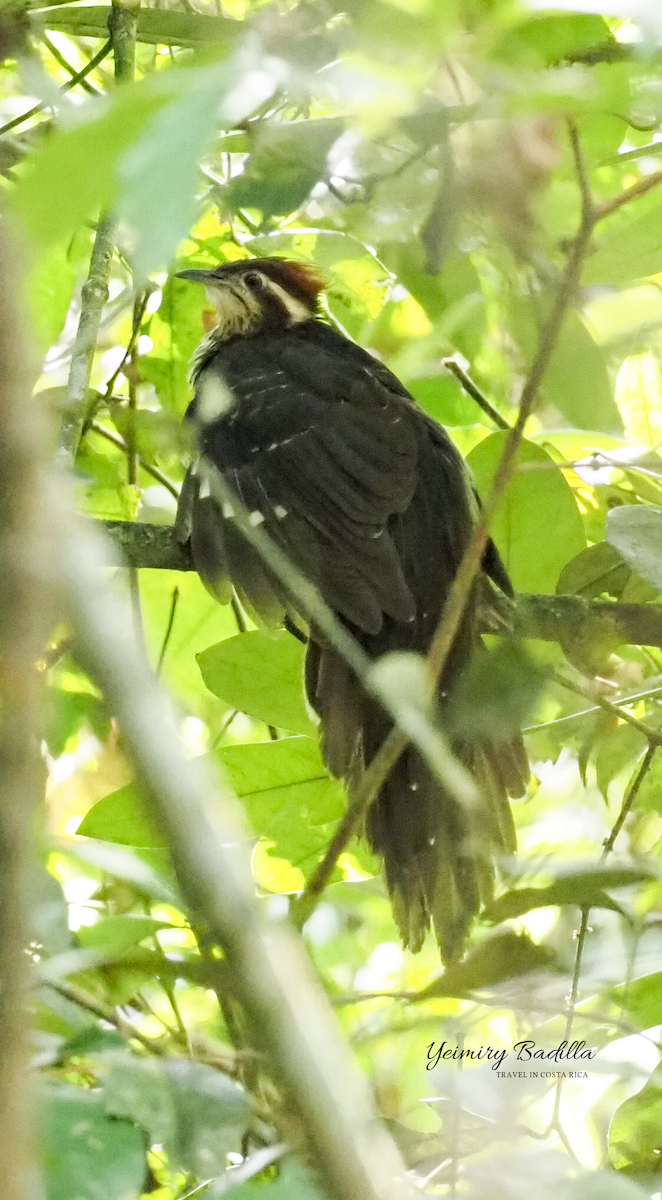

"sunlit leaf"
[198, 629, 315, 734]
[419, 930, 556, 999]
[467, 434, 586, 593]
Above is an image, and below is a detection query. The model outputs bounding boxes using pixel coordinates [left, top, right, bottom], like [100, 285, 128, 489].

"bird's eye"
[244, 272, 266, 291]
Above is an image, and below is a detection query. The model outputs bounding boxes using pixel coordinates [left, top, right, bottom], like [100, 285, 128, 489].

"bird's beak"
[175, 268, 216, 283]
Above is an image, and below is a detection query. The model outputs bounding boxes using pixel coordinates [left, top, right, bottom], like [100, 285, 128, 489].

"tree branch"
[0, 227, 52, 1200]
[59, 0, 140, 464]
[95, 520, 662, 651]
[55, 515, 412, 1200]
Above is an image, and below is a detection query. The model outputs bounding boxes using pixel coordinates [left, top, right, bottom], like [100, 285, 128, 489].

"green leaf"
[483, 866, 654, 924]
[625, 745, 662, 814]
[419, 930, 556, 999]
[219, 737, 344, 873]
[609, 1069, 662, 1172]
[198, 630, 315, 735]
[39, 1082, 146, 1200]
[595, 723, 647, 801]
[58, 836, 176, 903]
[612, 970, 662, 1028]
[606, 504, 662, 592]
[13, 81, 170, 249]
[101, 1054, 176, 1159]
[36, 5, 241, 49]
[467, 434, 586, 593]
[408, 374, 478, 427]
[584, 202, 662, 287]
[556, 541, 641, 601]
[229, 1161, 330, 1200]
[140, 276, 207, 414]
[164, 1059, 249, 1175]
[544, 311, 622, 434]
[119, 46, 281, 275]
[449, 640, 550, 739]
[77, 915, 171, 955]
[28, 243, 76, 355]
[492, 13, 613, 67]
[225, 118, 343, 219]
[76, 783, 165, 848]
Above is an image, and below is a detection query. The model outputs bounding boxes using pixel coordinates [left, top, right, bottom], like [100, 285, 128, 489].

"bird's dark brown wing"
[177, 322, 428, 633]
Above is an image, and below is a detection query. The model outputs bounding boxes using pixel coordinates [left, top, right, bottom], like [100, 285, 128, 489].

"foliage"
[7, 0, 662, 1196]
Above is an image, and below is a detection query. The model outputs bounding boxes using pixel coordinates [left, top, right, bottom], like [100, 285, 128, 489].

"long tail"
[305, 640, 528, 961]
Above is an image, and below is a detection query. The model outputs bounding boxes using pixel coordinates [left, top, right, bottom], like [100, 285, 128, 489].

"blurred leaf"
[467, 434, 586, 593]
[28, 242, 76, 355]
[595, 723, 647, 801]
[484, 866, 654, 924]
[77, 915, 172, 955]
[625, 745, 662, 814]
[609, 1069, 662, 1172]
[544, 311, 622, 434]
[492, 13, 613, 67]
[615, 352, 662, 448]
[449, 640, 550, 739]
[584, 202, 662, 287]
[164, 1059, 249, 1175]
[37, 5, 242, 48]
[77, 783, 165, 848]
[140, 276, 207, 414]
[198, 630, 315, 734]
[58, 836, 176, 904]
[39, 1082, 146, 1200]
[419, 930, 556, 999]
[219, 737, 344, 874]
[101, 1054, 176, 1158]
[612, 970, 662, 1028]
[408, 374, 478, 426]
[225, 118, 343, 219]
[227, 1160, 329, 1200]
[607, 504, 662, 592]
[120, 46, 283, 275]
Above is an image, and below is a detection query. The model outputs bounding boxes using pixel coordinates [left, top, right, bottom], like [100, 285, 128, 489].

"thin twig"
[41, 34, 103, 96]
[596, 169, 662, 220]
[59, 2, 140, 465]
[555, 671, 662, 746]
[89, 421, 180, 498]
[0, 40, 112, 139]
[441, 357, 511, 430]
[157, 586, 179, 674]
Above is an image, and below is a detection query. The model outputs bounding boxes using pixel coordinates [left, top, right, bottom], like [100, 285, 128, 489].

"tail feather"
[306, 637, 528, 961]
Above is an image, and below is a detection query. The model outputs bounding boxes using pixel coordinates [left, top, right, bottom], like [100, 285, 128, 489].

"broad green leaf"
[584, 202, 662, 287]
[119, 45, 282, 275]
[57, 836, 176, 903]
[229, 1161, 329, 1200]
[544, 311, 621, 434]
[77, 915, 172, 955]
[219, 737, 344, 874]
[467, 434, 586, 593]
[556, 541, 638, 600]
[625, 745, 662, 815]
[140, 276, 207, 414]
[28, 243, 76, 355]
[198, 630, 315, 734]
[492, 12, 612, 67]
[225, 117, 344, 219]
[419, 930, 556, 999]
[101, 1054, 176, 1160]
[36, 5, 241, 48]
[595, 723, 647, 801]
[138, 568, 237, 713]
[607, 504, 662, 592]
[77, 783, 164, 848]
[609, 1070, 662, 1172]
[585, 284, 662, 346]
[449, 640, 549, 739]
[39, 1082, 146, 1200]
[163, 1059, 249, 1175]
[408, 374, 479, 427]
[483, 866, 654, 924]
[615, 352, 662, 448]
[612, 970, 662, 1028]
[13, 81, 171, 249]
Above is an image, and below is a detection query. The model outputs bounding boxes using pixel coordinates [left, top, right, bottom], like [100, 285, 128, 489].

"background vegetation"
[7, 0, 662, 1196]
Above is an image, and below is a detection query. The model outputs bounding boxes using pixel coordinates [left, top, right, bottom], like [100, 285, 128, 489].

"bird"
[174, 256, 528, 961]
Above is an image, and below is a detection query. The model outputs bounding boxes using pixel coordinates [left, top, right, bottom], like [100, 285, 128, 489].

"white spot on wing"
[198, 478, 211, 500]
[274, 505, 288, 519]
[249, 510, 265, 526]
